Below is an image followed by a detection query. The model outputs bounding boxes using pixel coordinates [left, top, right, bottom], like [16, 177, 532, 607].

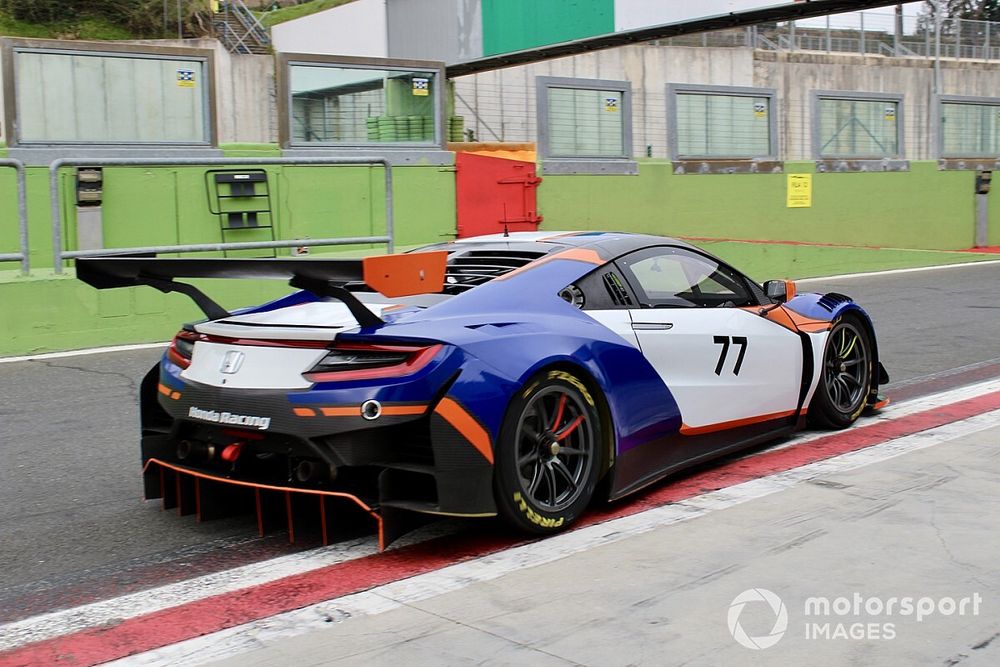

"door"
[617, 246, 803, 434]
[455, 152, 542, 238]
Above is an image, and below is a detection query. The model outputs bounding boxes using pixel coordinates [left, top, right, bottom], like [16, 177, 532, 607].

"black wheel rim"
[824, 321, 869, 414]
[515, 385, 595, 513]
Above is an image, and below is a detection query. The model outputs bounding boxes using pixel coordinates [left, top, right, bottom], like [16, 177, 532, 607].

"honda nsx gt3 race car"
[77, 232, 888, 546]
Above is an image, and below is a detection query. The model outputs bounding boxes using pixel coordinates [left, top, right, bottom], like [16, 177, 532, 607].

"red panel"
[455, 152, 543, 238]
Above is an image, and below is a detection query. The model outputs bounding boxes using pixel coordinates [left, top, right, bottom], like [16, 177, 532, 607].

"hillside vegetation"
[0, 0, 208, 40]
[257, 0, 355, 28]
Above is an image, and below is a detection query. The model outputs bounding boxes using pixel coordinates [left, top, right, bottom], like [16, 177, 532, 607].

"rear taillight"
[304, 343, 442, 382]
[167, 330, 202, 368]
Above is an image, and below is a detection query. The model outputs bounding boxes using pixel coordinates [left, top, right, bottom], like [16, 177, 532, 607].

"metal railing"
[0, 159, 29, 274]
[216, 21, 254, 55]
[49, 157, 394, 274]
[662, 12, 1000, 62]
[216, 0, 270, 54]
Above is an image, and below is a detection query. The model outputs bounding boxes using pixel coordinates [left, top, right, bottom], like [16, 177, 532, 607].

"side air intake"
[603, 272, 633, 306]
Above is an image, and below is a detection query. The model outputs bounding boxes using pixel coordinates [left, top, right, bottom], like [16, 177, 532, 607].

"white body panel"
[583, 310, 641, 349]
[629, 308, 802, 429]
[802, 329, 831, 408]
[181, 342, 326, 390]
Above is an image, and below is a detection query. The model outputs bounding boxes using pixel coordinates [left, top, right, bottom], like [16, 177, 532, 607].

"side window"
[617, 247, 754, 308]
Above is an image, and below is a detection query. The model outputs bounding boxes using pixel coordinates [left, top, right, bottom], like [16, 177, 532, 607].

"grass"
[0, 13, 134, 40]
[257, 0, 356, 28]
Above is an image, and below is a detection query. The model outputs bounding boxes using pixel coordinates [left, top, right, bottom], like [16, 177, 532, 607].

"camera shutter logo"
[728, 588, 788, 650]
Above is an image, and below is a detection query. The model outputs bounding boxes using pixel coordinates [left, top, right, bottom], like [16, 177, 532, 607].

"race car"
[77, 232, 888, 546]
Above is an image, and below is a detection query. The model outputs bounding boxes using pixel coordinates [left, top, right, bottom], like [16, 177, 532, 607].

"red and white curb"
[1, 378, 999, 667]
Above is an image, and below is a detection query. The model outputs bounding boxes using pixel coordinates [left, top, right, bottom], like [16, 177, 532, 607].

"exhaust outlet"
[294, 459, 337, 484]
[176, 440, 216, 461]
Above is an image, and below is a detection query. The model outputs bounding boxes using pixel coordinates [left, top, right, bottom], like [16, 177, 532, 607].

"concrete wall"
[271, 0, 388, 57]
[212, 45, 275, 144]
[453, 45, 754, 154]
[452, 45, 1000, 161]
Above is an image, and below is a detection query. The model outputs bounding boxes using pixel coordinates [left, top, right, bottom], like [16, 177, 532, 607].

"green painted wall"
[481, 0, 614, 56]
[537, 161, 983, 251]
[2, 162, 455, 272]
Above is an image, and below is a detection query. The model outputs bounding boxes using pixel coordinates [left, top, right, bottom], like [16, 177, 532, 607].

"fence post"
[860, 12, 866, 55]
[0, 160, 29, 274]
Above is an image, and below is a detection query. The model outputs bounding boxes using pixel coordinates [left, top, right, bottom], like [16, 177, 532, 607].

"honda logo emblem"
[219, 350, 245, 374]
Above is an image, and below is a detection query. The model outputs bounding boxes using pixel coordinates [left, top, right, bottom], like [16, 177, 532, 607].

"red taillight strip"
[304, 344, 444, 383]
[166, 346, 191, 369]
[200, 334, 331, 349]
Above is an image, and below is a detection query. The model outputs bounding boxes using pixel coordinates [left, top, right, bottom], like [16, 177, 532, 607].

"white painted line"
[759, 376, 1000, 452]
[1, 378, 997, 653]
[113, 408, 1000, 667]
[0, 342, 167, 364]
[795, 257, 1000, 283]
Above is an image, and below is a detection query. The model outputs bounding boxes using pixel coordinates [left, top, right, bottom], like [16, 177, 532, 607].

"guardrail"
[0, 158, 29, 274]
[49, 157, 393, 275]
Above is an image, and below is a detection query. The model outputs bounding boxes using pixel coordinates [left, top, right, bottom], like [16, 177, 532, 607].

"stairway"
[214, 0, 271, 55]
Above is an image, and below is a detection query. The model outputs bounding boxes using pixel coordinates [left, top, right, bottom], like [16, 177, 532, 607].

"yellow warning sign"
[787, 173, 812, 208]
[604, 96, 619, 112]
[412, 77, 429, 96]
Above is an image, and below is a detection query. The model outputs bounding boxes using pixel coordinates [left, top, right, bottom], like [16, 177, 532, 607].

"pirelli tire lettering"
[494, 369, 603, 534]
[512, 492, 565, 529]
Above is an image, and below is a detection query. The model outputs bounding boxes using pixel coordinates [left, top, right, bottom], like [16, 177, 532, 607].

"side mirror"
[763, 279, 796, 304]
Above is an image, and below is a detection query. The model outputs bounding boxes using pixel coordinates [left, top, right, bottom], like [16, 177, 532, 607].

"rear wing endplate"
[75, 253, 448, 328]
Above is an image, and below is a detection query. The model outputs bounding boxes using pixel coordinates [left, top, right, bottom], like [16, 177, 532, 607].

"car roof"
[439, 231, 698, 258]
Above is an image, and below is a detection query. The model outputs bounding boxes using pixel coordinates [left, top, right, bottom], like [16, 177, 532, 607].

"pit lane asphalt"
[0, 261, 997, 618]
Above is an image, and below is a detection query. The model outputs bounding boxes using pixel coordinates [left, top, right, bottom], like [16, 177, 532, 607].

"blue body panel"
[784, 291, 877, 331]
[339, 257, 683, 458]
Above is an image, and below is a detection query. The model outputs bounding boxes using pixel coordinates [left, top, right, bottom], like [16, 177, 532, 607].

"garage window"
[537, 76, 635, 174]
[938, 96, 1000, 158]
[287, 62, 439, 146]
[6, 44, 213, 145]
[813, 92, 903, 159]
[667, 84, 777, 160]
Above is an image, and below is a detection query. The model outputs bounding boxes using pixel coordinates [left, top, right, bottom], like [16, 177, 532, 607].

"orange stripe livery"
[680, 409, 800, 436]
[434, 397, 494, 464]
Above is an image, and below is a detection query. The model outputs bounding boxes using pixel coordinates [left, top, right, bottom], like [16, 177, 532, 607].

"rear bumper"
[143, 360, 500, 542]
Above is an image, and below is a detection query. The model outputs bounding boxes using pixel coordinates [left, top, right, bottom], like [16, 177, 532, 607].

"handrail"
[216, 21, 251, 54]
[0, 158, 29, 274]
[227, 0, 269, 48]
[49, 157, 393, 274]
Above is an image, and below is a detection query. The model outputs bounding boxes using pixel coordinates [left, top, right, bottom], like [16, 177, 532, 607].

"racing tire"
[809, 314, 874, 429]
[494, 369, 603, 534]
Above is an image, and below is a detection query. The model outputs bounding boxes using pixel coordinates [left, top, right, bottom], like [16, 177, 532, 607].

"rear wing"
[75, 253, 448, 328]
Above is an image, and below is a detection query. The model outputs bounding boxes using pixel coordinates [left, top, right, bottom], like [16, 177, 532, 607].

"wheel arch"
[830, 302, 884, 397]
[516, 358, 616, 481]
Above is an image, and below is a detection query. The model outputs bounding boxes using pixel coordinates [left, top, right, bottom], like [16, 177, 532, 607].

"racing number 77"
[713, 336, 748, 376]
